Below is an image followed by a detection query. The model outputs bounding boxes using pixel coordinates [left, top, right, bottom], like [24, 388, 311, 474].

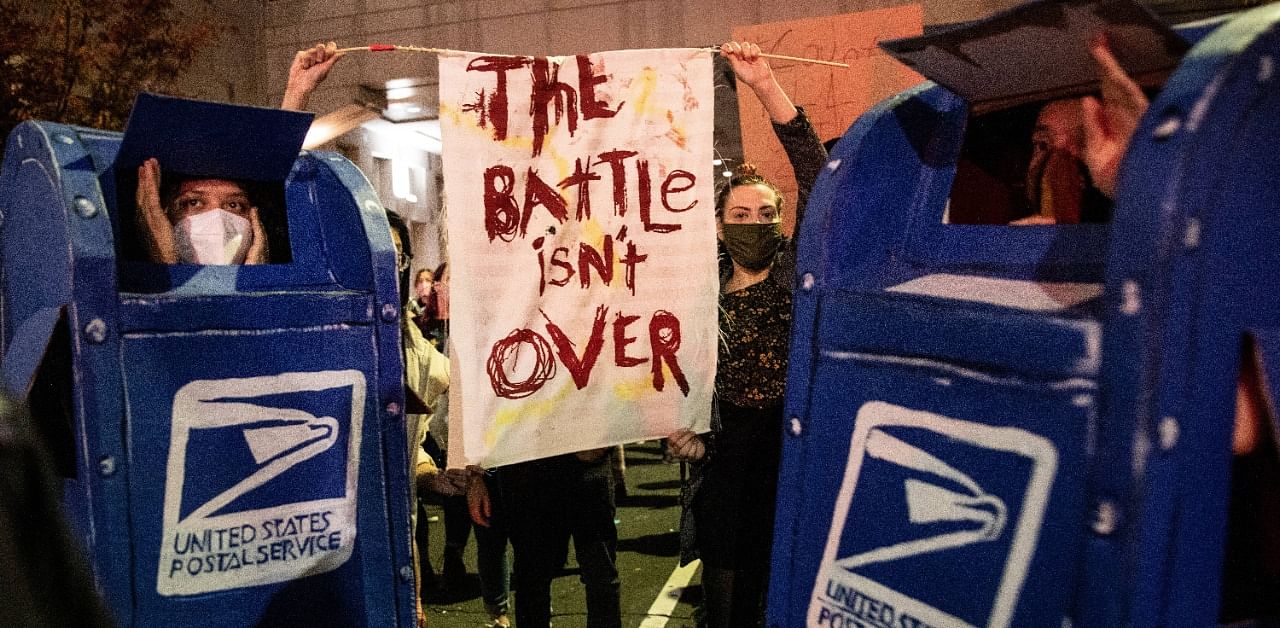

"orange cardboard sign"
[732, 6, 924, 235]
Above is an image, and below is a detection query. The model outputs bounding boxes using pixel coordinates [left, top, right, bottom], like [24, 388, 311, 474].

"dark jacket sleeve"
[771, 107, 827, 289]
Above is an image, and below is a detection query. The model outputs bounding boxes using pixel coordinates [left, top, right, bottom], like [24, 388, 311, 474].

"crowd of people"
[116, 9, 1276, 627]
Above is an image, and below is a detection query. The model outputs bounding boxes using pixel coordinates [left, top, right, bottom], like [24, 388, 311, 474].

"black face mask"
[721, 222, 784, 271]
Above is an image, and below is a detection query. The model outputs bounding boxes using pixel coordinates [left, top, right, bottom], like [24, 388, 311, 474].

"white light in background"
[392, 154, 412, 199]
[361, 118, 442, 154]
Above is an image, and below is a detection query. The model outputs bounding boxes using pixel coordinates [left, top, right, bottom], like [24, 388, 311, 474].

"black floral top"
[717, 279, 793, 408]
[714, 108, 825, 409]
[680, 107, 827, 566]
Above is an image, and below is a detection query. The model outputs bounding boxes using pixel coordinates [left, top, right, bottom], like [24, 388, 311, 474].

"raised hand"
[244, 207, 269, 264]
[719, 41, 798, 124]
[282, 41, 344, 110]
[1081, 36, 1150, 198]
[720, 41, 772, 90]
[136, 158, 179, 264]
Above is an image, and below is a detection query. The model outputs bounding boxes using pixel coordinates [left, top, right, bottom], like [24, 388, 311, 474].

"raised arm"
[720, 41, 827, 238]
[136, 158, 179, 264]
[281, 42, 344, 111]
[720, 41, 798, 125]
[1081, 36, 1149, 199]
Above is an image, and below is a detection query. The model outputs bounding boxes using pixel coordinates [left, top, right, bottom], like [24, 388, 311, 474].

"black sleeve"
[772, 107, 828, 233]
[770, 107, 828, 288]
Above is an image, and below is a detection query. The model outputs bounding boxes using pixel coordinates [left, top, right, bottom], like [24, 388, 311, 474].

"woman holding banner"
[667, 41, 827, 628]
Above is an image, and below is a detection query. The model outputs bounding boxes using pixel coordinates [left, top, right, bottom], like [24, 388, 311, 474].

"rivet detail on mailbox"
[1159, 416, 1180, 451]
[74, 196, 98, 219]
[1120, 281, 1142, 316]
[1152, 115, 1182, 140]
[386, 401, 401, 416]
[789, 417, 803, 436]
[380, 303, 398, 322]
[399, 565, 414, 582]
[83, 318, 108, 344]
[1260, 55, 1274, 82]
[1092, 501, 1118, 535]
[801, 273, 815, 291]
[99, 456, 117, 477]
[1183, 217, 1201, 249]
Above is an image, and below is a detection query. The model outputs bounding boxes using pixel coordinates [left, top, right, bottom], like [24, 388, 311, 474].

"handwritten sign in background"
[439, 49, 717, 468]
[732, 6, 924, 236]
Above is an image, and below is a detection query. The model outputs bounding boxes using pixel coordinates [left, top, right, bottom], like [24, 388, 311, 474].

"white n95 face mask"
[173, 208, 254, 265]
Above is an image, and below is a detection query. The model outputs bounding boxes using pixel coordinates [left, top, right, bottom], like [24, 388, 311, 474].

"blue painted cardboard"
[770, 5, 1280, 627]
[1093, 5, 1280, 625]
[0, 95, 415, 627]
[113, 93, 313, 181]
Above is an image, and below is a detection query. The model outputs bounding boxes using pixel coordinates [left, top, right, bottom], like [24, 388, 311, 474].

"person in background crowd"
[0, 394, 114, 628]
[666, 41, 827, 628]
[468, 446, 620, 628]
[387, 209, 468, 627]
[283, 42, 503, 625]
[409, 268, 434, 332]
[420, 261, 513, 626]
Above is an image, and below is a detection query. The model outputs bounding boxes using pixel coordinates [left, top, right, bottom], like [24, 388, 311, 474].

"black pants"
[498, 453, 621, 628]
[693, 400, 783, 628]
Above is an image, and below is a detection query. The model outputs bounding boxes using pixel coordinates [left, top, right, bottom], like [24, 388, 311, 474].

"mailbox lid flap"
[112, 93, 312, 182]
[879, 0, 1188, 113]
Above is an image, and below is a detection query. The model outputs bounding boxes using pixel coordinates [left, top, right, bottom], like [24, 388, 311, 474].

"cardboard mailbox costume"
[0, 94, 416, 626]
[769, 3, 1280, 627]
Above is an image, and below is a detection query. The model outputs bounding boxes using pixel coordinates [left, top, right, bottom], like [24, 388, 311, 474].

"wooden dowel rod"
[332, 44, 850, 68]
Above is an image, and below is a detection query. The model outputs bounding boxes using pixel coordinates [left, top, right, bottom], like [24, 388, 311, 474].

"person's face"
[169, 179, 252, 224]
[718, 183, 781, 234]
[1031, 99, 1086, 159]
[1025, 98, 1092, 221]
[414, 274, 433, 299]
[434, 268, 450, 318]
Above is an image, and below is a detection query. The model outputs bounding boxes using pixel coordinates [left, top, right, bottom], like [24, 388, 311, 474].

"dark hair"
[714, 162, 784, 218]
[421, 261, 449, 322]
[414, 268, 432, 282]
[384, 209, 412, 259]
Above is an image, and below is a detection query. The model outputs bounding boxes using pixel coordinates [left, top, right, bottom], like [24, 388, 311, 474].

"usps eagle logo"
[809, 402, 1057, 628]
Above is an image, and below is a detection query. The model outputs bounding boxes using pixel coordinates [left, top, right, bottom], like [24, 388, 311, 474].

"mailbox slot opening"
[945, 100, 1112, 226]
[1221, 335, 1280, 623]
[112, 168, 293, 265]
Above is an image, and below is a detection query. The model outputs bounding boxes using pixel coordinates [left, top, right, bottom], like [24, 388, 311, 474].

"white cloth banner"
[439, 48, 717, 467]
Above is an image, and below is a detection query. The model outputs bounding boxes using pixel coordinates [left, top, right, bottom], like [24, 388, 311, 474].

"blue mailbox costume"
[0, 94, 416, 626]
[769, 4, 1280, 627]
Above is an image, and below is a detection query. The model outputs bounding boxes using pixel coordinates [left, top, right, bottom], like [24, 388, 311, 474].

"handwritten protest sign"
[439, 49, 717, 467]
[733, 6, 924, 235]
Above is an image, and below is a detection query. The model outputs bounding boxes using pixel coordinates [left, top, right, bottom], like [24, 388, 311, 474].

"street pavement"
[421, 441, 703, 627]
